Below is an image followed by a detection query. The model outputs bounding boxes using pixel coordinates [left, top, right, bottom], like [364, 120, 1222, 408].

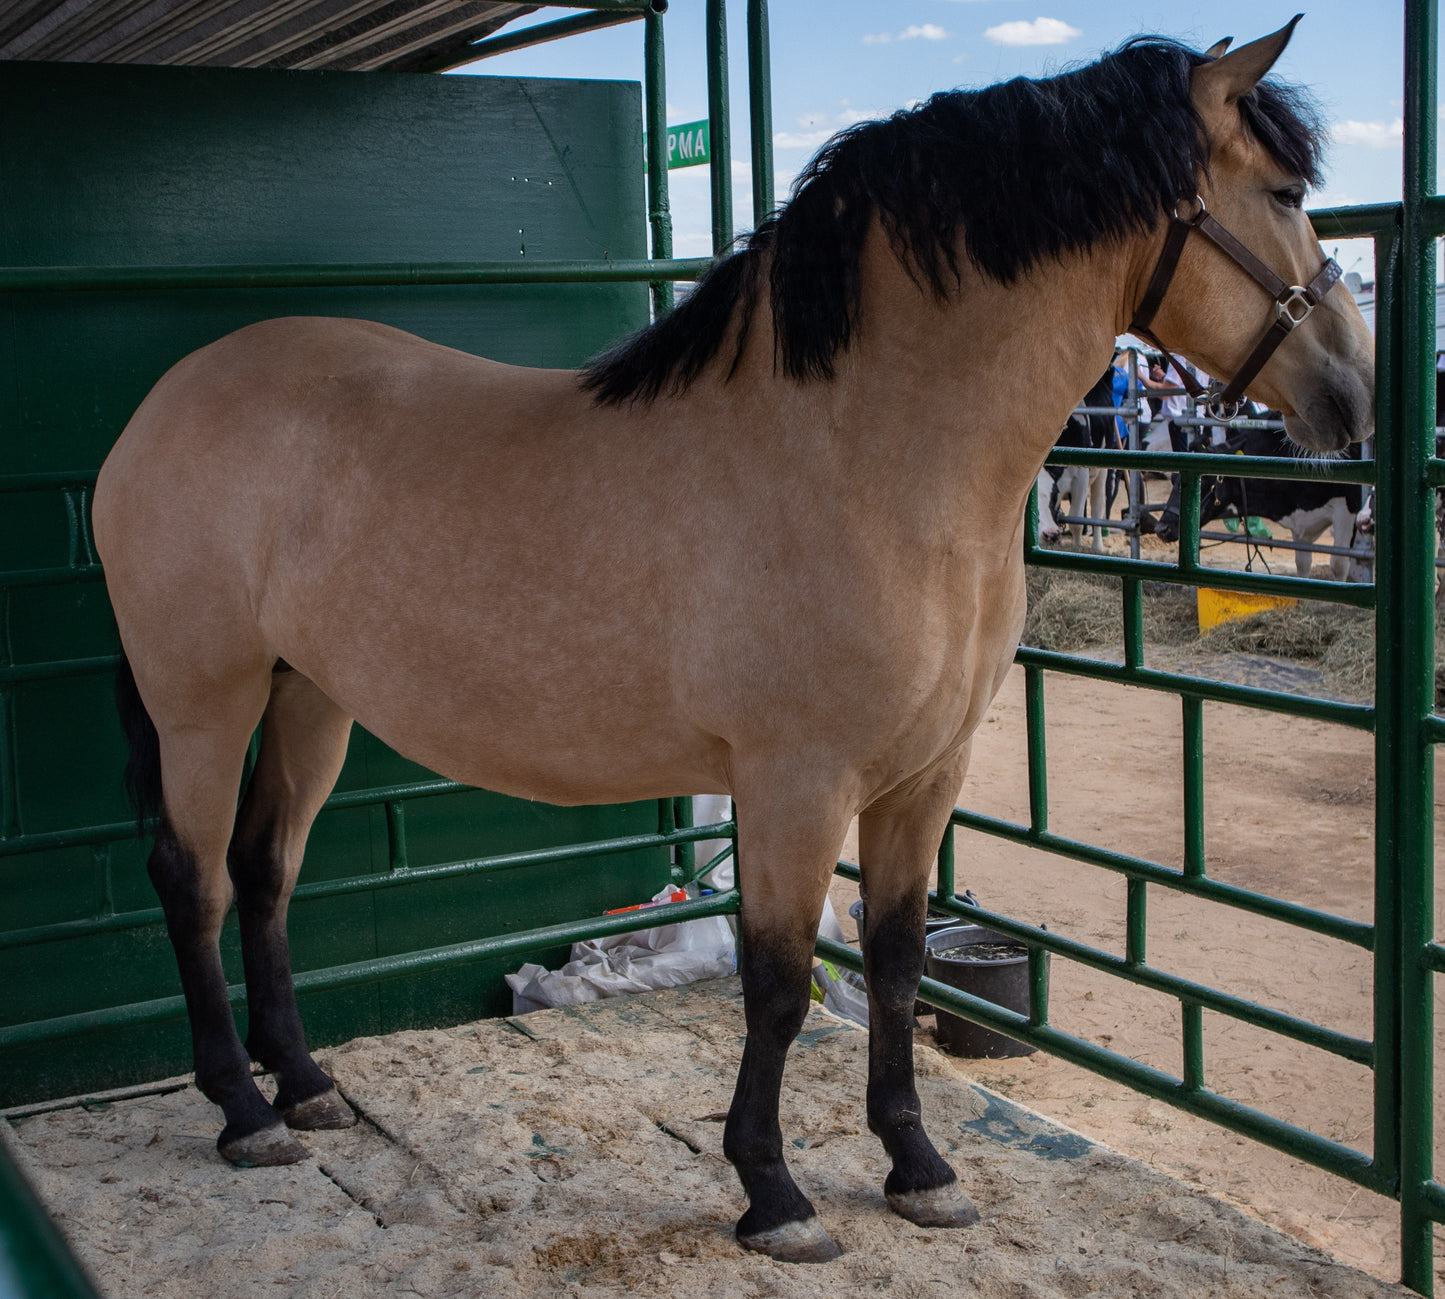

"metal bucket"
[923, 925, 1040, 1059]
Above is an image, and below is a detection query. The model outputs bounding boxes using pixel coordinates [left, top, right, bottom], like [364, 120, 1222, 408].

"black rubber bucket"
[924, 925, 1040, 1059]
[849, 900, 963, 1016]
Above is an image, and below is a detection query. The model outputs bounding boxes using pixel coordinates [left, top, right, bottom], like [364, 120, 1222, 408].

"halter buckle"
[1276, 286, 1314, 329]
[1206, 394, 1242, 422]
[1173, 195, 1207, 225]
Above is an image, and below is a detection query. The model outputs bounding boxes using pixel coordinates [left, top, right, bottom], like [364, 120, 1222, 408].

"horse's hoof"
[887, 1180, 980, 1228]
[737, 1217, 842, 1264]
[282, 1087, 357, 1131]
[218, 1123, 309, 1168]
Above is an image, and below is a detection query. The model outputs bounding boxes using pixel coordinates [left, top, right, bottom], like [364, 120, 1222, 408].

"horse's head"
[1141, 19, 1374, 453]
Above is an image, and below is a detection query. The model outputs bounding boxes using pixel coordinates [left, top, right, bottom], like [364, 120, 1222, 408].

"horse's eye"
[1272, 186, 1305, 209]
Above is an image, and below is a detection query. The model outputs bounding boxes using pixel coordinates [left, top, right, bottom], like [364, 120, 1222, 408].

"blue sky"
[455, 2, 1407, 283]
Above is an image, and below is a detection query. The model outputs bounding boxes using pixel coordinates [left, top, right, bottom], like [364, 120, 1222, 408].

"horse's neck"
[734, 237, 1133, 535]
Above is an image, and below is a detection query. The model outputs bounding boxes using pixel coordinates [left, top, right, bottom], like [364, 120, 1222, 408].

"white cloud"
[984, 17, 1080, 46]
[774, 128, 835, 149]
[864, 23, 949, 45]
[1332, 118, 1403, 148]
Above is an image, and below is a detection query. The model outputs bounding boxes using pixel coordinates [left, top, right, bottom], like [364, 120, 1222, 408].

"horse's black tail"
[115, 653, 163, 832]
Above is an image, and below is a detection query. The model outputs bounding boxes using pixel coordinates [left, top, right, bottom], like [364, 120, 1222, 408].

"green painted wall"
[0, 62, 670, 1106]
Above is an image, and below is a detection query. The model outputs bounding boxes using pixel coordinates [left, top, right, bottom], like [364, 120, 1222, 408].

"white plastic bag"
[505, 886, 736, 1014]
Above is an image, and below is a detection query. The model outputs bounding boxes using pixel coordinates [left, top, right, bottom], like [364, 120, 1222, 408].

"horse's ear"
[1203, 37, 1232, 59]
[1193, 15, 1300, 109]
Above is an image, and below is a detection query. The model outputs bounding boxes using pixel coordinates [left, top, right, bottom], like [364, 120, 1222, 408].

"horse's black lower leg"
[148, 821, 306, 1166]
[724, 933, 842, 1263]
[859, 758, 979, 1229]
[228, 826, 350, 1129]
[861, 894, 978, 1227]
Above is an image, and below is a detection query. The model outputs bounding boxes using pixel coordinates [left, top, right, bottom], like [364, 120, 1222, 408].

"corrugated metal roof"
[0, 0, 539, 72]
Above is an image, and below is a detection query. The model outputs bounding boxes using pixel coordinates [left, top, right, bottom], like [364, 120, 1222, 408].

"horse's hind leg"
[144, 673, 309, 1166]
[858, 749, 979, 1229]
[724, 787, 852, 1264]
[228, 669, 355, 1132]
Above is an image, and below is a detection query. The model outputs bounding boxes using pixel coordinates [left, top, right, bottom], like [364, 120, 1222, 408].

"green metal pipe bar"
[1181, 696, 1205, 879]
[1421, 196, 1445, 239]
[1371, 215, 1406, 1199]
[705, 0, 733, 254]
[1422, 714, 1445, 745]
[1308, 201, 1403, 240]
[0, 820, 738, 951]
[0, 890, 740, 1051]
[1125, 878, 1147, 965]
[0, 470, 99, 493]
[1422, 942, 1445, 974]
[0, 775, 471, 859]
[746, 0, 774, 227]
[1024, 665, 1048, 831]
[0, 258, 712, 294]
[0, 654, 120, 688]
[814, 935, 1384, 1193]
[434, 8, 643, 68]
[643, 7, 674, 315]
[1395, 0, 1439, 1286]
[1426, 458, 1445, 488]
[1014, 646, 1374, 731]
[1, 565, 104, 592]
[1025, 549, 1374, 609]
[1122, 579, 1144, 669]
[832, 861, 1374, 1064]
[1178, 472, 1202, 574]
[1044, 447, 1377, 484]
[1027, 946, 1049, 1027]
[0, 1141, 101, 1299]
[942, 809, 1375, 948]
[936, 826, 956, 900]
[1182, 1002, 1205, 1092]
[1422, 1180, 1445, 1224]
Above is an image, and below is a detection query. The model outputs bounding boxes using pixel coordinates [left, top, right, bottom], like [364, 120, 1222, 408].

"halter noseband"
[1128, 195, 1342, 420]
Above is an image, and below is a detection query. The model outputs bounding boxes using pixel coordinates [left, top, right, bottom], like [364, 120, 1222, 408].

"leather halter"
[1128, 195, 1342, 420]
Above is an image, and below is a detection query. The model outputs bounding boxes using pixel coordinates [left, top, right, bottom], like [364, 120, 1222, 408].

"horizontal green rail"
[0, 258, 713, 294]
[1045, 447, 1378, 485]
[0, 819, 736, 951]
[0, 471, 99, 493]
[1026, 548, 1374, 608]
[943, 808, 1374, 949]
[814, 935, 1384, 1194]
[0, 890, 739, 1050]
[1308, 202, 1400, 239]
[1, 565, 103, 592]
[1015, 647, 1374, 730]
[0, 654, 119, 688]
[0, 775, 469, 859]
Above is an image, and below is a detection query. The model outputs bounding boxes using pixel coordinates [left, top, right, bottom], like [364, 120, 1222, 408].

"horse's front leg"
[858, 748, 980, 1229]
[724, 788, 852, 1264]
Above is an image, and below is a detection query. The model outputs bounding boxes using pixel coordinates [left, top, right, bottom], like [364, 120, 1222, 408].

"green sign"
[644, 118, 710, 170]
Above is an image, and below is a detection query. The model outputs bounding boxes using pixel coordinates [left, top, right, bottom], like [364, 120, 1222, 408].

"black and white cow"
[1151, 426, 1366, 581]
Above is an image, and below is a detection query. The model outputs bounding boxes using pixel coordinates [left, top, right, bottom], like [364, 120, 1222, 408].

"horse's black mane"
[583, 37, 1325, 405]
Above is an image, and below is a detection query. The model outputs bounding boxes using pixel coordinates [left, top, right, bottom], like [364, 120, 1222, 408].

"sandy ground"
[3, 981, 1414, 1298]
[826, 655, 1437, 1292]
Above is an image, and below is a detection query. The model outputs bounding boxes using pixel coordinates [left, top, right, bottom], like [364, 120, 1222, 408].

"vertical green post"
[1023, 481, 1040, 560]
[1122, 578, 1144, 670]
[936, 826, 956, 902]
[746, 0, 774, 228]
[673, 796, 695, 885]
[1181, 1002, 1204, 1093]
[1025, 665, 1048, 833]
[1182, 696, 1205, 879]
[1393, 1, 1438, 1289]
[1125, 878, 1147, 966]
[1372, 219, 1404, 1198]
[643, 8, 674, 315]
[386, 801, 408, 873]
[705, 0, 733, 255]
[1178, 472, 1201, 576]
[1027, 947, 1050, 1028]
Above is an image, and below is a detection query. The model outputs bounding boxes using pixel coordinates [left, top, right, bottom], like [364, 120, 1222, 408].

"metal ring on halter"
[1275, 286, 1314, 329]
[1172, 195, 1207, 224]
[1206, 394, 1242, 422]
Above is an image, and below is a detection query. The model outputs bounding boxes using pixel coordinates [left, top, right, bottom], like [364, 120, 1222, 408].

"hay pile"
[1022, 568, 1394, 702]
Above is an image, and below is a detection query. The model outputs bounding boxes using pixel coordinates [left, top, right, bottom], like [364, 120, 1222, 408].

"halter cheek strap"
[1128, 196, 1343, 420]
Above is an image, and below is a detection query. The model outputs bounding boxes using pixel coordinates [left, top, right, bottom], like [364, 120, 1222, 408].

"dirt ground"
[826, 653, 1438, 1292]
[3, 982, 1414, 1298]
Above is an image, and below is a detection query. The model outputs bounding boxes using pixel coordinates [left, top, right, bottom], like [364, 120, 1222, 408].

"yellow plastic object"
[1197, 586, 1297, 631]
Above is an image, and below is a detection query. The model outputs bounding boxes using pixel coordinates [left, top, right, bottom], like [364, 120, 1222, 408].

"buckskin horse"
[94, 20, 1372, 1263]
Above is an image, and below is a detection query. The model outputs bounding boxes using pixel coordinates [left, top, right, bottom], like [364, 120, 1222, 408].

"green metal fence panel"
[0, 61, 674, 1107]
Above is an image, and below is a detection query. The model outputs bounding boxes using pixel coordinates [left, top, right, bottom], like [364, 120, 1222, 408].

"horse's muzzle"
[1282, 365, 1374, 453]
